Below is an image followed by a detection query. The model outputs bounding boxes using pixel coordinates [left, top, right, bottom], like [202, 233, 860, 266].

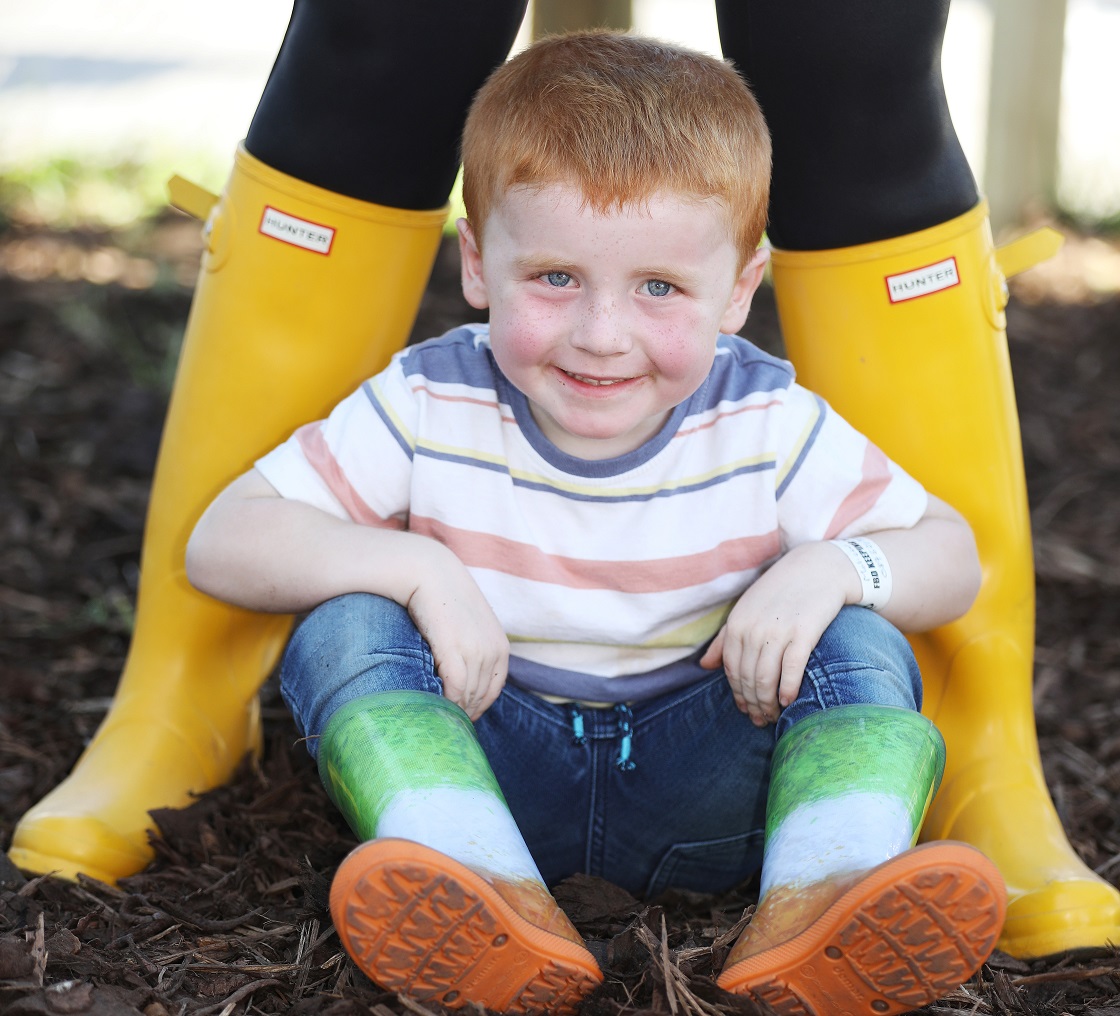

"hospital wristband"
[830, 537, 892, 611]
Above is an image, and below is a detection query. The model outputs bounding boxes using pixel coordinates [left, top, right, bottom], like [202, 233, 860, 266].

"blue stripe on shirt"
[362, 380, 415, 460]
[399, 328, 794, 413]
[507, 649, 712, 703]
[415, 444, 775, 503]
[776, 393, 827, 498]
[399, 326, 498, 389]
[693, 336, 795, 410]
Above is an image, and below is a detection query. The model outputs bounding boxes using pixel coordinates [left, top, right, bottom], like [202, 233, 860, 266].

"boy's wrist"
[394, 533, 469, 603]
[782, 541, 863, 608]
[828, 537, 893, 611]
[356, 529, 448, 607]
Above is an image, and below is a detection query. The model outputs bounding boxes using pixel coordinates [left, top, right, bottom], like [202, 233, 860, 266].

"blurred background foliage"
[2, 0, 1119, 235]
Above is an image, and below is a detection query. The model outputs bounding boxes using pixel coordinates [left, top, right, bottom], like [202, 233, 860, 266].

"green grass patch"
[0, 152, 230, 230]
[0, 152, 468, 234]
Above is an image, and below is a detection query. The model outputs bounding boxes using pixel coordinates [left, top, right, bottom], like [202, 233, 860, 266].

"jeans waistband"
[507, 649, 712, 704]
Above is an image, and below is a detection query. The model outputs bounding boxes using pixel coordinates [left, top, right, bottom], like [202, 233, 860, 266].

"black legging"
[245, 0, 979, 251]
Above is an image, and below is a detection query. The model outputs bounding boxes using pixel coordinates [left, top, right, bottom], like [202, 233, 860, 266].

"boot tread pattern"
[750, 980, 816, 1016]
[838, 865, 1004, 1006]
[332, 844, 600, 1015]
[719, 846, 1006, 1016]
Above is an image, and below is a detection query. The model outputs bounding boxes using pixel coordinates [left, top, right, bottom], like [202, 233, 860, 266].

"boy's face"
[459, 184, 768, 460]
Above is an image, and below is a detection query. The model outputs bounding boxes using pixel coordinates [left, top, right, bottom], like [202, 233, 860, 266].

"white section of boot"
[376, 787, 545, 884]
[759, 791, 914, 897]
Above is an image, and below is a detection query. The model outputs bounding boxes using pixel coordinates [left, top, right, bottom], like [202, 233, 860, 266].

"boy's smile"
[459, 184, 767, 460]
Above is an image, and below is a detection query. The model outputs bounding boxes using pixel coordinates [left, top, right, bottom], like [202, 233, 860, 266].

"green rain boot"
[319, 692, 602, 1014]
[718, 705, 1007, 1015]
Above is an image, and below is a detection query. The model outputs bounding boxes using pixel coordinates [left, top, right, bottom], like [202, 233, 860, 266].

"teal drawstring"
[569, 705, 587, 746]
[614, 704, 636, 771]
[570, 703, 635, 768]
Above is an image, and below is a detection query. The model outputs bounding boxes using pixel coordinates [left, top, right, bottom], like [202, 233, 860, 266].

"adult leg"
[245, 0, 528, 207]
[716, 0, 1120, 957]
[9, 1, 528, 884]
[716, 0, 977, 251]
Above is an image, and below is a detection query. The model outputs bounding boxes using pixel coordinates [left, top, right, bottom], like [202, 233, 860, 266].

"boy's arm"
[700, 493, 980, 727]
[186, 468, 509, 719]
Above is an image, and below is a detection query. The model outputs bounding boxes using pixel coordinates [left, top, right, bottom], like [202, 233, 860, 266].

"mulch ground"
[1, 212, 1119, 1016]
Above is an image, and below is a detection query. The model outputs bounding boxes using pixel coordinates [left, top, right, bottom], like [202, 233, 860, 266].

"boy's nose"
[570, 302, 633, 356]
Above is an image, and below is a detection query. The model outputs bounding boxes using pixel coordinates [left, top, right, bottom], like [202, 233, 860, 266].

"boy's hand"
[698, 496, 983, 727]
[187, 468, 511, 721]
[407, 551, 510, 721]
[699, 543, 856, 727]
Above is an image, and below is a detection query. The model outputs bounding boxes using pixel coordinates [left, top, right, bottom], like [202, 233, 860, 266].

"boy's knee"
[805, 606, 923, 712]
[279, 593, 443, 755]
[280, 591, 439, 703]
[285, 593, 418, 665]
[819, 604, 915, 659]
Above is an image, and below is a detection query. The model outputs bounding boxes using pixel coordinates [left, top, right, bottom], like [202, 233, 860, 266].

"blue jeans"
[279, 593, 922, 897]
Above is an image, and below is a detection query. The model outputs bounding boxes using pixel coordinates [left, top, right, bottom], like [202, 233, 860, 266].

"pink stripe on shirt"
[410, 384, 500, 410]
[295, 424, 404, 529]
[409, 384, 517, 424]
[672, 398, 783, 439]
[824, 442, 892, 539]
[410, 515, 781, 593]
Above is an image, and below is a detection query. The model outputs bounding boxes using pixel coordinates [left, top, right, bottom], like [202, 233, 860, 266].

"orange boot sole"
[717, 842, 1007, 1015]
[330, 838, 602, 1014]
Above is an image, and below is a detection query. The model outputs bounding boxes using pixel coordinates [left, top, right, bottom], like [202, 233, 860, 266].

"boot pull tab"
[984, 225, 1063, 319]
[168, 175, 230, 269]
[167, 175, 219, 221]
[995, 225, 1063, 280]
[992, 225, 1064, 313]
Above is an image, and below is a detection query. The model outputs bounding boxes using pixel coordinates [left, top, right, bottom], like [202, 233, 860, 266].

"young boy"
[186, 30, 1006, 1016]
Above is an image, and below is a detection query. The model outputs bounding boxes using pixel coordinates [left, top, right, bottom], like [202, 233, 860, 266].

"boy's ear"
[457, 218, 490, 310]
[719, 246, 771, 335]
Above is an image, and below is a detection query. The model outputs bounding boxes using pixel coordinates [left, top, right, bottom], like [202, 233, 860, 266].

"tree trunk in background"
[985, 0, 1067, 234]
[532, 0, 633, 37]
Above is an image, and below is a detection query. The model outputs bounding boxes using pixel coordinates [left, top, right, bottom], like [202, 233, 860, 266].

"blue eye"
[545, 272, 572, 287]
[644, 280, 673, 297]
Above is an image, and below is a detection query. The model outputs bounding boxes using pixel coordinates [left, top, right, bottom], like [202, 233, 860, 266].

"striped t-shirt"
[256, 324, 927, 703]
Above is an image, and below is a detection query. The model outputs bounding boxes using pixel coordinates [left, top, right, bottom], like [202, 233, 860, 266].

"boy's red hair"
[461, 30, 771, 269]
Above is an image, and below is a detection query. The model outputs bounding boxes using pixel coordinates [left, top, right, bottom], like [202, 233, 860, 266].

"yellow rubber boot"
[8, 146, 447, 885]
[769, 202, 1120, 957]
